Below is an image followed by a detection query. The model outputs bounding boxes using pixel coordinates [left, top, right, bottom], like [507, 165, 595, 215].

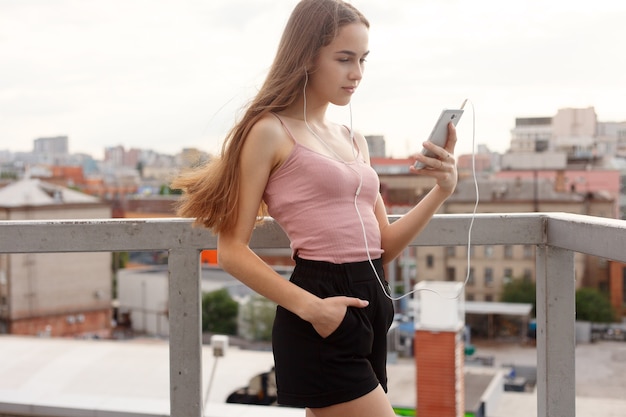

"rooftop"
[0, 178, 100, 207]
[1, 336, 626, 417]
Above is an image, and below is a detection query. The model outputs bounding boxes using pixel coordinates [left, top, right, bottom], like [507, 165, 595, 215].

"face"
[308, 22, 369, 106]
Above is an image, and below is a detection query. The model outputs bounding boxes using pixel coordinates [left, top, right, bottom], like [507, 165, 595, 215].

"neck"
[285, 95, 327, 125]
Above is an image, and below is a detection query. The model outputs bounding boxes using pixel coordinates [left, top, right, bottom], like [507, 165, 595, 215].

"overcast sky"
[1, 0, 625, 159]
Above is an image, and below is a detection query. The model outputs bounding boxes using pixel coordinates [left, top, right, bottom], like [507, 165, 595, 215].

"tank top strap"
[342, 124, 362, 159]
[271, 113, 297, 144]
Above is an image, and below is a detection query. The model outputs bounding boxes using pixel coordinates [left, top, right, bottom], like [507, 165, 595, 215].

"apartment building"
[0, 179, 112, 337]
[379, 172, 618, 308]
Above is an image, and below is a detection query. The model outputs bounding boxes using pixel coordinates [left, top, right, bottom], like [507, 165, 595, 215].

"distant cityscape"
[1, 106, 625, 199]
[1, 105, 625, 340]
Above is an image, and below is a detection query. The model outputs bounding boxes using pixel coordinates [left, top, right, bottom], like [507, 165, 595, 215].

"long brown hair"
[172, 0, 369, 233]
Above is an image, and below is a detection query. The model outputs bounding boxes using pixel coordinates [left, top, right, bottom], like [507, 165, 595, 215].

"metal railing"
[1, 212, 626, 417]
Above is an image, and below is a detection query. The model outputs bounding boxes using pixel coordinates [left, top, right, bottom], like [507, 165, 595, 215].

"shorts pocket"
[322, 306, 373, 359]
[322, 308, 351, 340]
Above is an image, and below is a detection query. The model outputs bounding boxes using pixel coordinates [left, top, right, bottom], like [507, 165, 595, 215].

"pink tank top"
[263, 115, 383, 263]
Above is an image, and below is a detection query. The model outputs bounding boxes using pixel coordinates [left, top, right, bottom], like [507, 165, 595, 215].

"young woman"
[172, 1, 458, 416]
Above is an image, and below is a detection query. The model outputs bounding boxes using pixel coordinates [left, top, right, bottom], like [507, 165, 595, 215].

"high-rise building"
[552, 107, 597, 158]
[33, 136, 69, 155]
[32, 136, 69, 164]
[104, 145, 126, 167]
[509, 117, 552, 153]
[597, 121, 626, 158]
[365, 134, 386, 158]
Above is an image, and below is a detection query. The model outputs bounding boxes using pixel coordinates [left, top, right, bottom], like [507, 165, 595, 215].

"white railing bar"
[546, 212, 626, 262]
[0, 213, 548, 254]
[168, 248, 203, 417]
[0, 218, 216, 253]
[536, 245, 576, 417]
[4, 213, 625, 257]
[404, 212, 547, 247]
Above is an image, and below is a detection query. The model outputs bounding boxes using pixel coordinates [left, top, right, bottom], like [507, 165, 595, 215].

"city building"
[507, 106, 625, 168]
[510, 117, 552, 153]
[0, 179, 112, 337]
[365, 134, 387, 157]
[598, 120, 626, 158]
[444, 175, 614, 294]
[374, 160, 623, 321]
[33, 136, 69, 165]
[456, 144, 500, 176]
[552, 107, 597, 159]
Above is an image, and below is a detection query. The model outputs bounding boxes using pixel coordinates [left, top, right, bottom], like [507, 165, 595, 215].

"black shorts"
[272, 256, 395, 408]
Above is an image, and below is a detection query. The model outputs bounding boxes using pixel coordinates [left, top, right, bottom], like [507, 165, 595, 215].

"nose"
[349, 63, 363, 81]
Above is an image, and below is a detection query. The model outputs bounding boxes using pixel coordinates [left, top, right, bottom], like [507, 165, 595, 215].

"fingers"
[411, 149, 454, 172]
[445, 122, 458, 153]
[410, 122, 458, 172]
[311, 296, 369, 338]
[432, 123, 457, 160]
[343, 296, 369, 308]
[412, 123, 457, 171]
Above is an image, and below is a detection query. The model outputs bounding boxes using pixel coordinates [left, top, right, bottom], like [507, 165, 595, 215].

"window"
[466, 267, 475, 286]
[484, 245, 494, 258]
[446, 246, 456, 257]
[523, 269, 533, 282]
[504, 245, 514, 259]
[485, 295, 493, 302]
[523, 245, 534, 259]
[484, 268, 494, 287]
[503, 268, 513, 284]
[446, 267, 455, 282]
[426, 254, 434, 268]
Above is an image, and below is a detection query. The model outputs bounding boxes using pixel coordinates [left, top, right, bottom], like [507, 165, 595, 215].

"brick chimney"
[414, 282, 465, 417]
[554, 169, 567, 193]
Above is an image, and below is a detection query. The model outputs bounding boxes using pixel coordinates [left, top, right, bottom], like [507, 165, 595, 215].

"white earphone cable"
[303, 67, 478, 301]
[366, 99, 478, 302]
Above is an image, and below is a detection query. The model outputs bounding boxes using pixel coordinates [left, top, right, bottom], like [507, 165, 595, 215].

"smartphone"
[413, 108, 464, 169]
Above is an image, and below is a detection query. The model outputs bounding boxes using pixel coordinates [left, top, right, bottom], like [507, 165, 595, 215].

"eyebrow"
[335, 50, 370, 57]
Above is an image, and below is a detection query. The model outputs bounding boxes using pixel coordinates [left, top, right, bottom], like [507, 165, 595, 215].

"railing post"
[535, 245, 576, 417]
[168, 248, 203, 417]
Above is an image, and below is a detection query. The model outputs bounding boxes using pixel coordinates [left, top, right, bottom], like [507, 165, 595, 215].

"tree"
[575, 288, 615, 323]
[159, 184, 182, 195]
[111, 251, 128, 299]
[239, 295, 277, 342]
[501, 278, 536, 316]
[202, 288, 238, 334]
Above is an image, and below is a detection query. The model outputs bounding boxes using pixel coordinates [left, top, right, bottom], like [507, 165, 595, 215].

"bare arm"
[217, 115, 368, 337]
[370, 123, 459, 264]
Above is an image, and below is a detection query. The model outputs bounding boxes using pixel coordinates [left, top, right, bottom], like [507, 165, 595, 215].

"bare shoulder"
[351, 129, 372, 163]
[248, 113, 291, 146]
[242, 113, 294, 171]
